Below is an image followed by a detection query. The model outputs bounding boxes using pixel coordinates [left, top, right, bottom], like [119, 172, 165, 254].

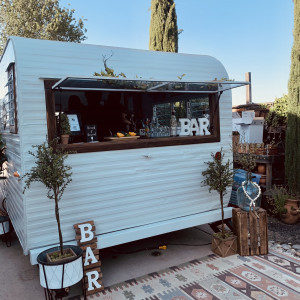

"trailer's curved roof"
[3, 36, 230, 83]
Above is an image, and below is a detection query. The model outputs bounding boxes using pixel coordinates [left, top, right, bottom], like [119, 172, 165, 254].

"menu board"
[67, 114, 80, 132]
[86, 125, 98, 142]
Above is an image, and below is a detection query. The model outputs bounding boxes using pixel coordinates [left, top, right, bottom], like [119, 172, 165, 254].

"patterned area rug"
[75, 250, 300, 300]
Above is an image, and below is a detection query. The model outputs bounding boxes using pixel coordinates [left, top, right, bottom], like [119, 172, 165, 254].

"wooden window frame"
[44, 80, 220, 153]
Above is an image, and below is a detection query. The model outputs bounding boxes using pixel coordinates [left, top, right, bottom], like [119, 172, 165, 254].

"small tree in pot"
[22, 139, 83, 291]
[58, 113, 71, 145]
[23, 138, 72, 259]
[202, 148, 237, 257]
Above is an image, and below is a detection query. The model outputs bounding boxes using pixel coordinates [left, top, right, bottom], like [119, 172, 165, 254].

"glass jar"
[237, 181, 261, 211]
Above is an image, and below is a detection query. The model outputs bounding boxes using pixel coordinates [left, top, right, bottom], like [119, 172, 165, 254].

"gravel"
[267, 216, 300, 244]
[267, 216, 300, 256]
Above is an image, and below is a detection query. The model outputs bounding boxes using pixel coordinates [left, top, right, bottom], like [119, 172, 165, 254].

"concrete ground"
[0, 225, 214, 300]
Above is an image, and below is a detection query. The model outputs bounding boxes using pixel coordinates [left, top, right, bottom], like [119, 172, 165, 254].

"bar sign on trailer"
[73, 220, 104, 296]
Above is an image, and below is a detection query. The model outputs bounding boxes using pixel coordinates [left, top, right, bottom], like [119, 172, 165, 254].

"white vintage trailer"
[0, 37, 248, 264]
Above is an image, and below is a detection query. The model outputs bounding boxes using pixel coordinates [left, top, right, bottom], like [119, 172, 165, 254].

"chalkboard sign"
[86, 125, 98, 142]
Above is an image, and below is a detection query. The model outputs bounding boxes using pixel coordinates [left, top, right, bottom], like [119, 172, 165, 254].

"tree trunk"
[220, 192, 225, 238]
[55, 191, 64, 255]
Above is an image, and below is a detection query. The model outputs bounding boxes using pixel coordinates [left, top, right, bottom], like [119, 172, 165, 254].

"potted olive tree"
[202, 149, 237, 257]
[59, 113, 71, 145]
[23, 139, 83, 290]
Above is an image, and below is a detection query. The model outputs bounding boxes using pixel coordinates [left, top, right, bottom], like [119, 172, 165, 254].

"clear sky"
[61, 0, 294, 106]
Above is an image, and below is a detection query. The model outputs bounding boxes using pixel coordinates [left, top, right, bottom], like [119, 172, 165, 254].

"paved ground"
[0, 225, 213, 300]
[0, 216, 298, 300]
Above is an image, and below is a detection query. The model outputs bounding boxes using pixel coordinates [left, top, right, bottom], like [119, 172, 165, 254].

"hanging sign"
[73, 220, 103, 296]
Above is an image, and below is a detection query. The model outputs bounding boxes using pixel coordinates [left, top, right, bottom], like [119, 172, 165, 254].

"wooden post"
[245, 72, 252, 105]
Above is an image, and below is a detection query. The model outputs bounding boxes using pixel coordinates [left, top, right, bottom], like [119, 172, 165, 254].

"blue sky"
[61, 0, 294, 106]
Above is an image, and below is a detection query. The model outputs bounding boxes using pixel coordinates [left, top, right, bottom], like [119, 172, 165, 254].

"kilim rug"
[72, 250, 300, 300]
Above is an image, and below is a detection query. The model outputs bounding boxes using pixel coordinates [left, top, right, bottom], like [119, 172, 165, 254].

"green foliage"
[202, 149, 233, 238]
[23, 138, 72, 253]
[59, 113, 70, 135]
[265, 94, 288, 128]
[270, 185, 289, 215]
[235, 152, 257, 181]
[202, 150, 233, 196]
[286, 1, 300, 194]
[177, 74, 186, 80]
[0, 0, 87, 53]
[149, 0, 178, 52]
[94, 53, 126, 78]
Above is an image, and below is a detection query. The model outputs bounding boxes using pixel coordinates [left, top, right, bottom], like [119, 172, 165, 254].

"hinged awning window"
[52, 76, 250, 94]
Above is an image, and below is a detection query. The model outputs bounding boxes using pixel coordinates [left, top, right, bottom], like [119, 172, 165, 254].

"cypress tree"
[149, 0, 178, 52]
[286, 0, 300, 193]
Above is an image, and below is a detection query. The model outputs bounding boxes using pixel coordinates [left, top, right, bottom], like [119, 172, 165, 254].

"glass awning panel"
[52, 76, 250, 94]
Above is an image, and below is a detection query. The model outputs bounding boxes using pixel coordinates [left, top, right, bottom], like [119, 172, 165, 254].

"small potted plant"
[59, 113, 71, 145]
[23, 139, 83, 290]
[270, 185, 300, 224]
[202, 149, 237, 257]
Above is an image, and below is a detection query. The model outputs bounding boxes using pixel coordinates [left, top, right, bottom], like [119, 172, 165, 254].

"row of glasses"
[149, 125, 170, 137]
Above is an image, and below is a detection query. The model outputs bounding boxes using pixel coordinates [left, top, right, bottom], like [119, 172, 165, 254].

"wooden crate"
[232, 208, 268, 256]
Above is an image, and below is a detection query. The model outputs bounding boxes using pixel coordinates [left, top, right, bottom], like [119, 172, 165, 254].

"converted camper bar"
[0, 37, 249, 264]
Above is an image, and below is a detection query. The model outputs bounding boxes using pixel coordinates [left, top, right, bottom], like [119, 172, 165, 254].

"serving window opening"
[44, 78, 234, 152]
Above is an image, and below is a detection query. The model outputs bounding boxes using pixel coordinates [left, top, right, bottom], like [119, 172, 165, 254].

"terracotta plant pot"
[280, 199, 300, 225]
[259, 175, 266, 185]
[61, 134, 69, 145]
[257, 164, 266, 174]
[211, 234, 237, 257]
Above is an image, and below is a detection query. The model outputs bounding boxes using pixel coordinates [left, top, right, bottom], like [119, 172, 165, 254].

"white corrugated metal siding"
[0, 41, 26, 251]
[2, 37, 233, 255]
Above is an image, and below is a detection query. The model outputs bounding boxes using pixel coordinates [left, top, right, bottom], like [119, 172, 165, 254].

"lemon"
[129, 132, 136, 136]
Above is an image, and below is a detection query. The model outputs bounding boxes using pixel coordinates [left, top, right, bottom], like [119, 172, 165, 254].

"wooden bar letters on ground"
[73, 220, 104, 295]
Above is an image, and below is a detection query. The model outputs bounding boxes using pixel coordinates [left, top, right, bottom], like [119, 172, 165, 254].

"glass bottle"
[237, 179, 261, 211]
[145, 118, 150, 138]
[170, 111, 177, 137]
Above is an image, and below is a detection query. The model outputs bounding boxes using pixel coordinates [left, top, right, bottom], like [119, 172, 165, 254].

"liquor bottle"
[145, 118, 150, 138]
[170, 111, 177, 136]
[129, 114, 136, 133]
